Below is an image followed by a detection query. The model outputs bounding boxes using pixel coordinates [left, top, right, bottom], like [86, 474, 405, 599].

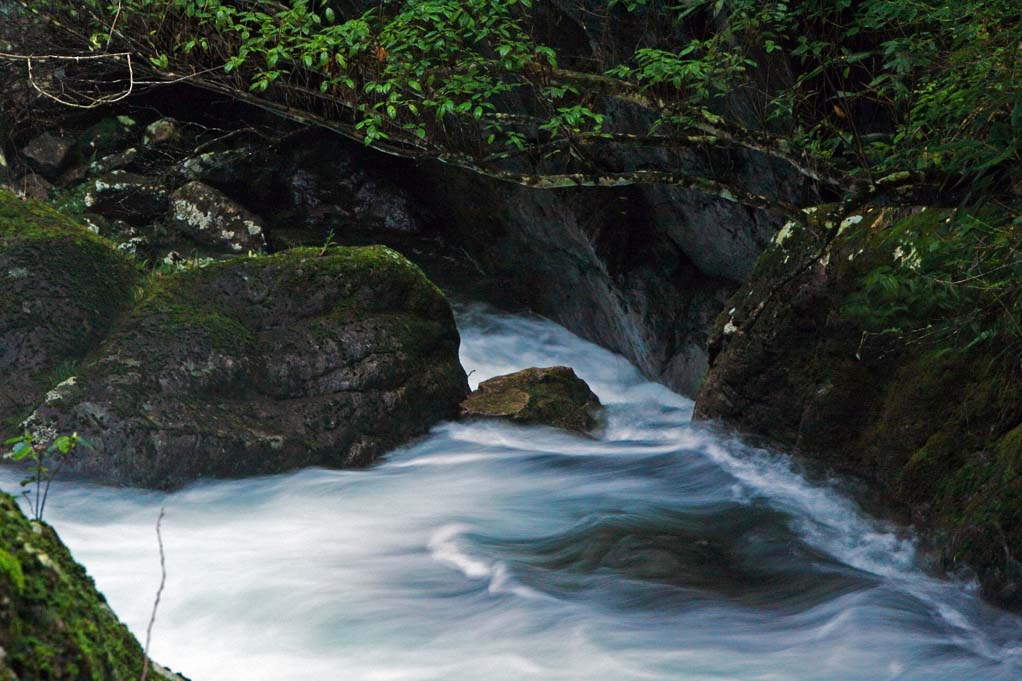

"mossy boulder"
[461, 366, 600, 432]
[0, 190, 138, 430]
[30, 245, 469, 488]
[694, 206, 1022, 610]
[0, 493, 184, 681]
[143, 119, 181, 147]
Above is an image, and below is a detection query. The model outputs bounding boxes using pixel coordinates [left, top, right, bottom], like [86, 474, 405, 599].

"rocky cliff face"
[420, 160, 792, 396]
[694, 208, 1022, 609]
[4, 92, 803, 398]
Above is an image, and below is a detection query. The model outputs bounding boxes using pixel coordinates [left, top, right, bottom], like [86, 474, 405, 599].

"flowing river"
[2, 303, 1021, 680]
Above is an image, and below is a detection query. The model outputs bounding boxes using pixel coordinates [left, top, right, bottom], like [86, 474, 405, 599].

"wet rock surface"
[461, 366, 600, 432]
[694, 207, 1022, 610]
[30, 246, 469, 488]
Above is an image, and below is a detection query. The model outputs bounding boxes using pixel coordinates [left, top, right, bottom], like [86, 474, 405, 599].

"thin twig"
[141, 507, 167, 681]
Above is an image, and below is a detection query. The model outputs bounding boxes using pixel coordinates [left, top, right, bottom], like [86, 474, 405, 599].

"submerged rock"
[0, 190, 138, 429]
[461, 366, 600, 432]
[0, 493, 185, 681]
[167, 181, 266, 253]
[32, 246, 468, 488]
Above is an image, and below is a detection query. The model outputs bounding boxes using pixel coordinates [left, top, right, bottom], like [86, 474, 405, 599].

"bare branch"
[140, 507, 167, 681]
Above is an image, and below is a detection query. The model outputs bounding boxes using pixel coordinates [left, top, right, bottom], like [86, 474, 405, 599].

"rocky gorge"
[0, 77, 1020, 679]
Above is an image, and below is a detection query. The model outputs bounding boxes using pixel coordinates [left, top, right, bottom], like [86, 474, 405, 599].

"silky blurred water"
[2, 303, 1021, 680]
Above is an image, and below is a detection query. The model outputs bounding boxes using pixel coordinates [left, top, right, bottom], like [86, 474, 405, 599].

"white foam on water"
[2, 303, 1020, 681]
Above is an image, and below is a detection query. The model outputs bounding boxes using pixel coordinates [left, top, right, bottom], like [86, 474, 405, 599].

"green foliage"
[844, 206, 1022, 362]
[20, 0, 1016, 187]
[4, 431, 93, 521]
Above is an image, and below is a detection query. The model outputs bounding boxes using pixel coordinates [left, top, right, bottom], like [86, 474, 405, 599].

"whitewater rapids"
[2, 303, 1020, 680]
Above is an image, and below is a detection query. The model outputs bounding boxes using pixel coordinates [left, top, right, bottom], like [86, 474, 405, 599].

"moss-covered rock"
[30, 245, 469, 488]
[461, 366, 601, 432]
[694, 206, 1022, 610]
[143, 119, 181, 147]
[0, 493, 184, 681]
[0, 190, 139, 430]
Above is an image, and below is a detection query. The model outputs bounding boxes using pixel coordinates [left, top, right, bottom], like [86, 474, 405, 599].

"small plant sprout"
[4, 431, 94, 521]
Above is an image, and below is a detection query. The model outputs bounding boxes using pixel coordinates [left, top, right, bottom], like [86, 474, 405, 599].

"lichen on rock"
[167, 180, 266, 254]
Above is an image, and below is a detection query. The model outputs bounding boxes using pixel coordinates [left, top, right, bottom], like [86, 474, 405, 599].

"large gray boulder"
[31, 245, 469, 488]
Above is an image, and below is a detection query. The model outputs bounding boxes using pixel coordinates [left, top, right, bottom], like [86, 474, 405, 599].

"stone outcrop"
[461, 366, 600, 432]
[694, 207, 1022, 610]
[0, 493, 185, 681]
[30, 245, 468, 488]
[417, 152, 795, 397]
[5, 100, 781, 402]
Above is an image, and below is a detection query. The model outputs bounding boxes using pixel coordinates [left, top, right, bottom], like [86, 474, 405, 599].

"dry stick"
[0, 51, 136, 109]
[140, 507, 167, 681]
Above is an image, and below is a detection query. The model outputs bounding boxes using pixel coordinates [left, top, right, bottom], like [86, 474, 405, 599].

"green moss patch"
[0, 493, 154, 680]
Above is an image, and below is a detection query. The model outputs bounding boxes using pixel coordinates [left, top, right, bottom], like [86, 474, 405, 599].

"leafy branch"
[4, 431, 93, 521]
